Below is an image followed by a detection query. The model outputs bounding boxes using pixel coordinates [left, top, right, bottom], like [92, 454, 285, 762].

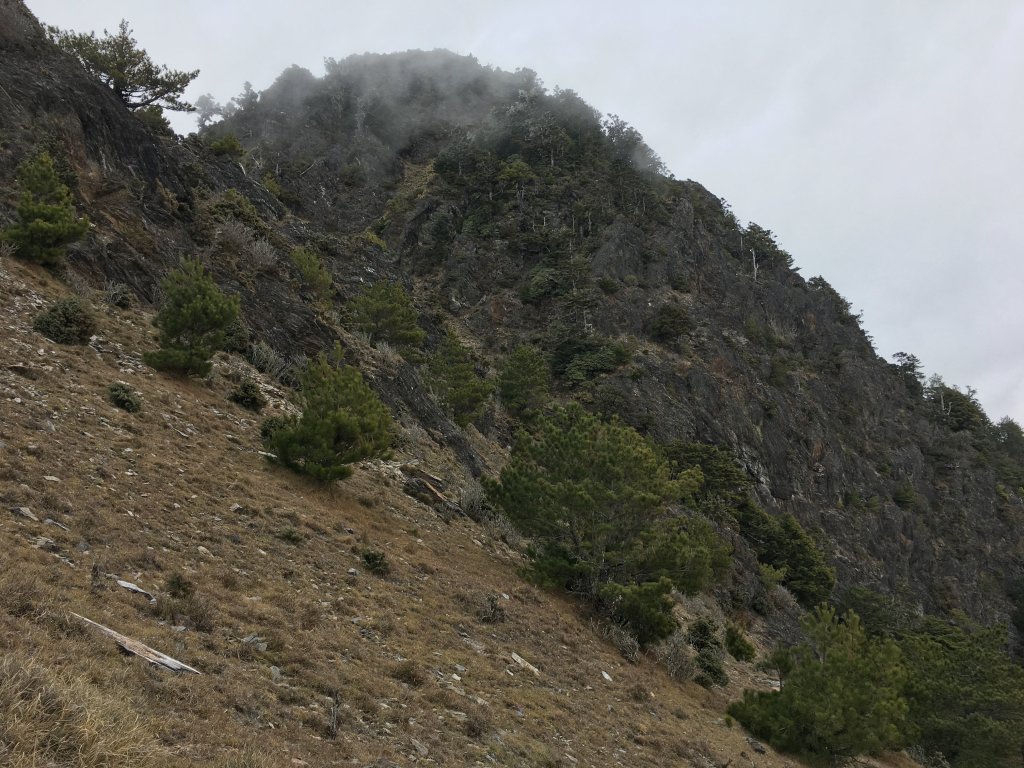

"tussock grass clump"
[0, 656, 167, 768]
[391, 660, 426, 687]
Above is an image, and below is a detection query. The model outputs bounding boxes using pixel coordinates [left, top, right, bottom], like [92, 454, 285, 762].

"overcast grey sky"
[27, 1, 1024, 422]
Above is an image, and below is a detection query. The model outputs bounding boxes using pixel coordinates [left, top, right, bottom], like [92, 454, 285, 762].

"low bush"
[32, 297, 96, 344]
[687, 617, 729, 688]
[108, 382, 141, 413]
[229, 378, 267, 412]
[290, 246, 332, 297]
[656, 631, 696, 681]
[361, 549, 390, 576]
[599, 578, 677, 646]
[726, 623, 757, 662]
[208, 134, 244, 157]
[104, 281, 134, 308]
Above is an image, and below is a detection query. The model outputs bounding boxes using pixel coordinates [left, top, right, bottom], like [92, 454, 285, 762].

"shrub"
[276, 527, 302, 544]
[725, 623, 756, 662]
[222, 317, 250, 353]
[694, 646, 729, 688]
[290, 246, 332, 297]
[32, 297, 96, 344]
[459, 481, 487, 521]
[165, 572, 195, 599]
[477, 594, 506, 624]
[264, 348, 392, 482]
[108, 382, 141, 413]
[519, 266, 560, 304]
[104, 281, 134, 308]
[208, 134, 244, 157]
[498, 344, 551, 420]
[893, 481, 918, 510]
[144, 258, 239, 376]
[260, 414, 293, 443]
[391, 660, 423, 686]
[594, 619, 641, 663]
[686, 617, 729, 687]
[687, 617, 721, 652]
[656, 631, 696, 681]
[361, 549, 390, 576]
[246, 340, 289, 380]
[599, 578, 677, 646]
[0, 152, 89, 267]
[347, 282, 425, 348]
[647, 302, 691, 344]
[134, 105, 174, 136]
[35, 296, 93, 344]
[229, 378, 267, 412]
[564, 340, 631, 385]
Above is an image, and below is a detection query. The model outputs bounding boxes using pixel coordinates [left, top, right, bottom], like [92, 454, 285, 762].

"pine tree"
[427, 332, 493, 427]
[900, 616, 1024, 768]
[144, 258, 239, 376]
[47, 20, 198, 113]
[348, 282, 425, 349]
[488, 403, 703, 581]
[485, 404, 715, 643]
[265, 348, 392, 482]
[729, 606, 908, 760]
[497, 344, 551, 420]
[1, 152, 89, 267]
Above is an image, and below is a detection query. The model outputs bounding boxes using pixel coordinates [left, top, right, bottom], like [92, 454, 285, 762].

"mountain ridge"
[2, 2, 1023, 764]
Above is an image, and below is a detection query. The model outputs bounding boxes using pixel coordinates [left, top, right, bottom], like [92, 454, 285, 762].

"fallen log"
[71, 612, 200, 674]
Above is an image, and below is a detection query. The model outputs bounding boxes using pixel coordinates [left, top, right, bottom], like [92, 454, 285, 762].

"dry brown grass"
[0, 257, 919, 768]
[0, 655, 172, 767]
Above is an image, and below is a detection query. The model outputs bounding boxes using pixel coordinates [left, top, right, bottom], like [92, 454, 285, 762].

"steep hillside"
[0, 240, 887, 768]
[3, 0, 1024, 765]
[206, 51, 1024, 627]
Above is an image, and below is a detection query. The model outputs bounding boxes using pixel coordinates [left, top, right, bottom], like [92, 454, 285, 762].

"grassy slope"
[0, 256, 917, 767]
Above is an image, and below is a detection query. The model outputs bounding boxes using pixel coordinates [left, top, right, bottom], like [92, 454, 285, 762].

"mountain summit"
[2, 3, 1023, 765]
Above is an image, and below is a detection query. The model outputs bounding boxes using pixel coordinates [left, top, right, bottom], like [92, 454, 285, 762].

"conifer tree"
[1, 152, 88, 267]
[427, 331, 493, 427]
[144, 258, 239, 376]
[497, 344, 551, 420]
[487, 404, 723, 643]
[48, 20, 198, 113]
[348, 282, 425, 349]
[489, 404, 690, 584]
[729, 606, 908, 760]
[265, 348, 392, 482]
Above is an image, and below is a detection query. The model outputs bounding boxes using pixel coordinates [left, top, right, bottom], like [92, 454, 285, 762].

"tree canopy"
[143, 258, 239, 376]
[265, 349, 393, 482]
[48, 20, 198, 113]
[1, 152, 88, 267]
[485, 404, 727, 643]
[729, 606, 908, 760]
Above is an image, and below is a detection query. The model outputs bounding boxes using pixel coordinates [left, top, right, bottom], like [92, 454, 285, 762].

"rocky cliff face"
[2, 0, 1021, 632]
